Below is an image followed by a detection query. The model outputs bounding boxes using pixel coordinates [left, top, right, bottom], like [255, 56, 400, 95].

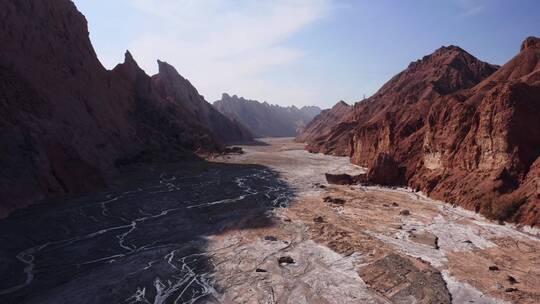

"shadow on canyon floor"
[228, 139, 272, 147]
[0, 160, 294, 304]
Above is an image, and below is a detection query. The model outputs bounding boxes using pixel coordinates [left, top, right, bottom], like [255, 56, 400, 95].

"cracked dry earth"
[1, 138, 539, 304]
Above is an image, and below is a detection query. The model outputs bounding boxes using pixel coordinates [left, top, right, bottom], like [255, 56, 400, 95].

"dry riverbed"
[212, 138, 540, 304]
[1, 138, 538, 304]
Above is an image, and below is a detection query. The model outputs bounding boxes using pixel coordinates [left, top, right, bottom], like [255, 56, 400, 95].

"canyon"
[1, 138, 538, 303]
[1, 0, 539, 303]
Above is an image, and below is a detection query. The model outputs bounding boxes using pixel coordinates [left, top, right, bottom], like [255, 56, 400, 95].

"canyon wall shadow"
[0, 160, 294, 304]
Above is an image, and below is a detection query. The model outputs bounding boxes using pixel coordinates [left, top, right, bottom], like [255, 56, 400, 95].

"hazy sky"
[74, 0, 539, 108]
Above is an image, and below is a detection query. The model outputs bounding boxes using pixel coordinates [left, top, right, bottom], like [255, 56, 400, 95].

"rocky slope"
[0, 0, 250, 215]
[296, 100, 352, 149]
[306, 39, 540, 226]
[214, 93, 321, 137]
[152, 61, 253, 143]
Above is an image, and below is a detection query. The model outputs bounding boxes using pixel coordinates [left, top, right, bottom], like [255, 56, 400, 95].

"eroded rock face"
[152, 61, 253, 143]
[213, 93, 321, 137]
[297, 100, 351, 144]
[0, 0, 231, 215]
[521, 36, 540, 51]
[305, 38, 540, 226]
[412, 38, 540, 225]
[308, 45, 499, 158]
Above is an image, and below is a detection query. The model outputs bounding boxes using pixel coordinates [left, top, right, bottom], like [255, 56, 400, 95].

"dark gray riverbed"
[0, 161, 292, 304]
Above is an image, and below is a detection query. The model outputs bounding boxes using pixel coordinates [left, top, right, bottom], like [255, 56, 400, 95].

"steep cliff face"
[414, 38, 540, 225]
[213, 94, 321, 137]
[349, 47, 499, 170]
[110, 52, 222, 160]
[307, 39, 540, 226]
[0, 0, 224, 214]
[151, 61, 252, 143]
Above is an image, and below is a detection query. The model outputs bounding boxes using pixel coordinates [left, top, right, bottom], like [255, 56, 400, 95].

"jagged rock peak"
[123, 50, 138, 66]
[219, 93, 256, 104]
[113, 50, 144, 78]
[214, 94, 321, 137]
[157, 60, 182, 78]
[374, 44, 499, 96]
[0, 0, 227, 213]
[408, 44, 479, 70]
[335, 100, 349, 107]
[521, 36, 540, 51]
[434, 44, 466, 53]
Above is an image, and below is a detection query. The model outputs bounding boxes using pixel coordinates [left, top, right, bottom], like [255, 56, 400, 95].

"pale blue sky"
[74, 0, 540, 108]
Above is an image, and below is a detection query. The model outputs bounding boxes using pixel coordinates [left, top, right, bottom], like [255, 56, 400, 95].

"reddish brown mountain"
[306, 39, 540, 226]
[214, 94, 321, 137]
[296, 101, 352, 148]
[0, 0, 249, 215]
[415, 37, 540, 226]
[307, 45, 499, 157]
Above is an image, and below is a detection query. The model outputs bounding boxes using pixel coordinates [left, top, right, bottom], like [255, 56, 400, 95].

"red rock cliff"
[0, 0, 227, 215]
[307, 39, 540, 226]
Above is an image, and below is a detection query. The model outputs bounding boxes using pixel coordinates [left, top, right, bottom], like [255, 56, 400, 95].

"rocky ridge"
[0, 0, 251, 215]
[152, 61, 253, 143]
[214, 93, 321, 137]
[306, 39, 540, 226]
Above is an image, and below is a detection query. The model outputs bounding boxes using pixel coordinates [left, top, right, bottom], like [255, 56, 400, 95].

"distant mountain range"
[214, 93, 321, 137]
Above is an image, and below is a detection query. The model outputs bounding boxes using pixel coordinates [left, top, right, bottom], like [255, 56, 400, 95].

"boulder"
[367, 153, 400, 186]
[325, 173, 367, 185]
[400, 210, 411, 216]
[313, 216, 324, 223]
[224, 146, 244, 154]
[278, 256, 295, 265]
[323, 196, 346, 205]
[325, 173, 355, 185]
[507, 276, 518, 284]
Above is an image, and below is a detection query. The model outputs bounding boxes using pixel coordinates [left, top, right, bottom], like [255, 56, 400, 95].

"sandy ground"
[210, 138, 540, 304]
